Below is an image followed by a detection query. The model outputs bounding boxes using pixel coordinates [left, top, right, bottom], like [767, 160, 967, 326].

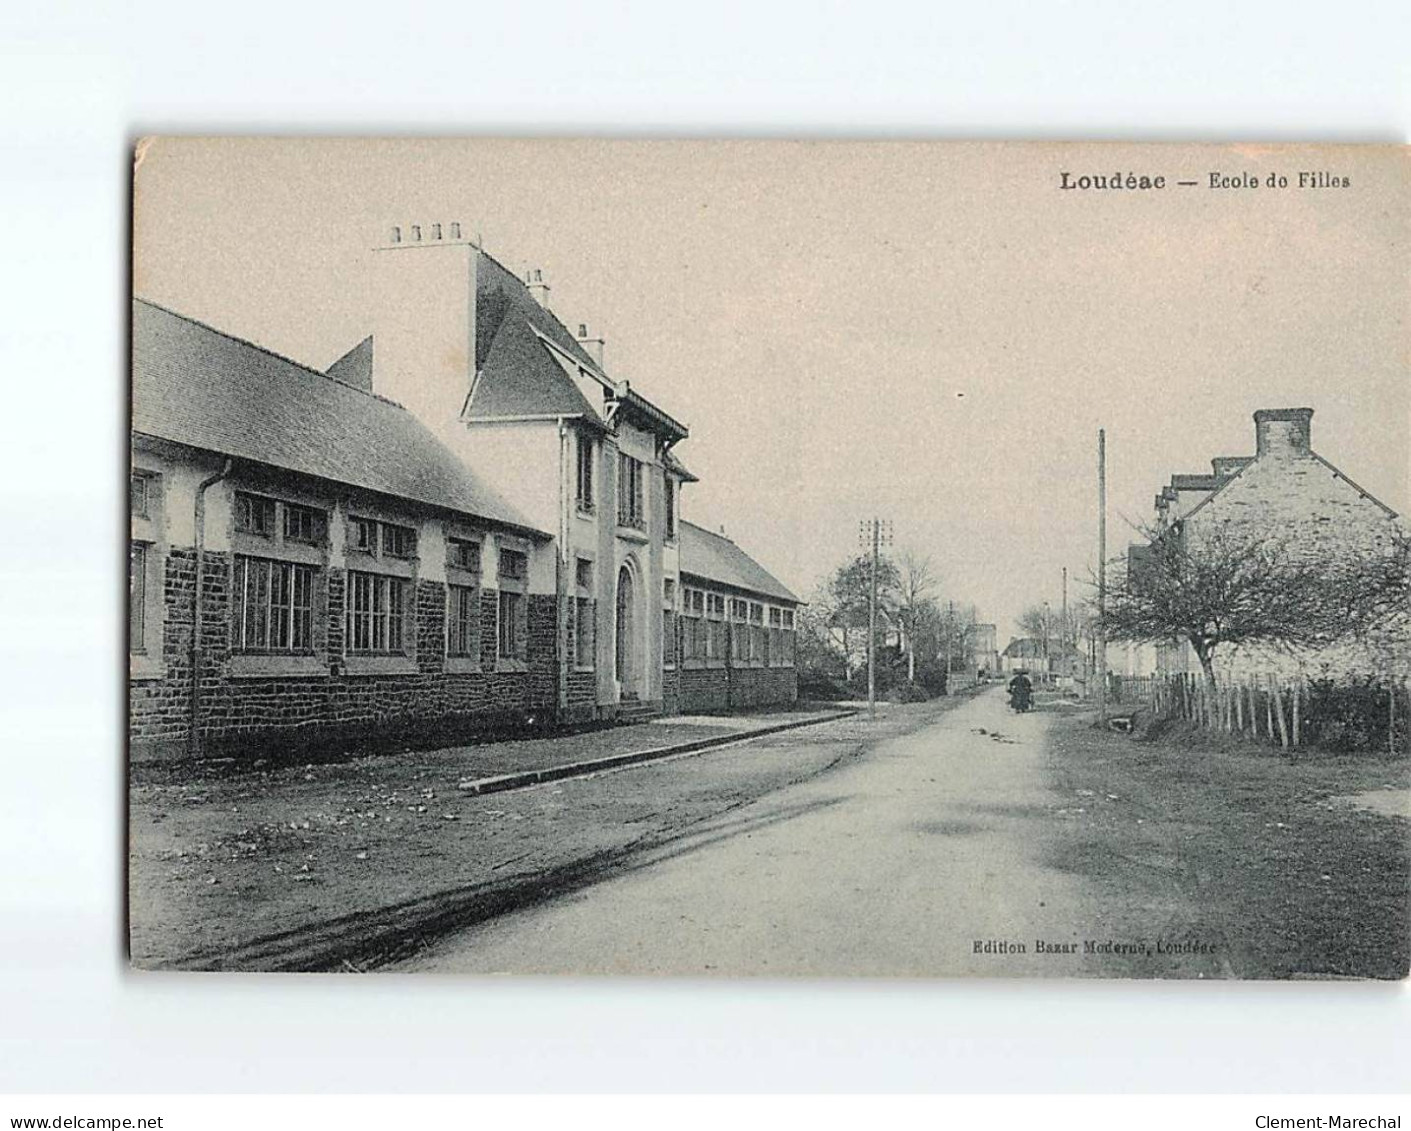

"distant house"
[971, 623, 1000, 675]
[1136, 408, 1404, 681]
[1000, 637, 1047, 675]
[130, 225, 801, 761]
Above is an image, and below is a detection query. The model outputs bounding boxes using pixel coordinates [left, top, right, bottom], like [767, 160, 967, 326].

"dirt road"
[399, 688, 1099, 975]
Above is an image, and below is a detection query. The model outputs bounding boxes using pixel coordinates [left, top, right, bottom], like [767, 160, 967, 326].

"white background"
[1, 0, 1408, 1095]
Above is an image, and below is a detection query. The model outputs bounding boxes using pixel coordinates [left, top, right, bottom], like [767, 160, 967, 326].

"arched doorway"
[615, 564, 637, 699]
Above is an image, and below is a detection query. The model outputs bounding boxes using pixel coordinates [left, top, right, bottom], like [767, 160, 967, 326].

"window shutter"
[515, 594, 529, 660]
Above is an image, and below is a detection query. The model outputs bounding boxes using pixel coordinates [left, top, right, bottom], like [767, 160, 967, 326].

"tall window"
[664, 477, 677, 540]
[233, 556, 316, 653]
[497, 545, 529, 662]
[617, 454, 645, 530]
[730, 598, 749, 663]
[498, 590, 527, 660]
[681, 587, 705, 662]
[130, 474, 150, 519]
[348, 571, 406, 654]
[749, 602, 765, 664]
[576, 434, 595, 513]
[129, 543, 147, 652]
[706, 593, 726, 661]
[573, 558, 595, 669]
[447, 584, 479, 659]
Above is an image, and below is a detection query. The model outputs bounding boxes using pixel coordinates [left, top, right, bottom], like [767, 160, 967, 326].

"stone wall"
[678, 663, 798, 714]
[129, 553, 560, 762]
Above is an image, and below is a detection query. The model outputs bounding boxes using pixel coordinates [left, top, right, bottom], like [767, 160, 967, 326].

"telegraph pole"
[869, 520, 879, 717]
[1097, 429, 1108, 724]
[1062, 566, 1068, 680]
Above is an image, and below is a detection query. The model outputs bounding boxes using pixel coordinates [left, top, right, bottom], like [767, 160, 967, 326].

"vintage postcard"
[129, 139, 1409, 977]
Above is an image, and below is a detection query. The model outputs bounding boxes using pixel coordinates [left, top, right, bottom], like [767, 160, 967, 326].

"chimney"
[1211, 456, 1251, 478]
[1254, 408, 1313, 459]
[576, 323, 605, 368]
[526, 267, 550, 309]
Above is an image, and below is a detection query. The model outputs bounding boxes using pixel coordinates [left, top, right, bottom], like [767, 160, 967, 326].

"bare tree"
[1101, 522, 1410, 695]
[896, 550, 937, 681]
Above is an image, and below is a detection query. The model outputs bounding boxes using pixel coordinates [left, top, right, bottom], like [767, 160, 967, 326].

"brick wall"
[129, 555, 562, 762]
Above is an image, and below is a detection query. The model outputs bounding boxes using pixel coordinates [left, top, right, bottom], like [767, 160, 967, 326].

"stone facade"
[1148, 408, 1406, 682]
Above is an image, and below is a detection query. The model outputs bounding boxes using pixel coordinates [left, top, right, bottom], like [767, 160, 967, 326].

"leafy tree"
[824, 552, 900, 677]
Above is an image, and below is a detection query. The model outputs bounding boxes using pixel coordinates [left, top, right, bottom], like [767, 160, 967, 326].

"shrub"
[888, 680, 932, 704]
[915, 660, 949, 696]
[797, 672, 851, 701]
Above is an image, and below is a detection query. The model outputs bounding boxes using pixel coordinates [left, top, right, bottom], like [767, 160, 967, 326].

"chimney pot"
[450, 222, 461, 239]
[1254, 408, 1313, 459]
[391, 225, 402, 244]
[432, 223, 442, 240]
[411, 224, 422, 241]
[578, 324, 588, 338]
[1212, 456, 1251, 478]
[526, 267, 550, 309]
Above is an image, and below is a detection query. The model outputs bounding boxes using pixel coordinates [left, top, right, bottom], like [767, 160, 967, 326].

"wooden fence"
[1128, 671, 1409, 754]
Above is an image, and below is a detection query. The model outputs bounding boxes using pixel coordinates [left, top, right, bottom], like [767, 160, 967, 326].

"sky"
[133, 139, 1409, 640]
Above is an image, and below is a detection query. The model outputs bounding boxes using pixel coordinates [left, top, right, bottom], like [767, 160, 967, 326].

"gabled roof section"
[1181, 446, 1399, 524]
[326, 334, 373, 391]
[679, 520, 799, 604]
[131, 299, 547, 536]
[664, 448, 699, 483]
[1170, 473, 1223, 491]
[465, 251, 605, 422]
[465, 251, 689, 442]
[1310, 453, 1399, 518]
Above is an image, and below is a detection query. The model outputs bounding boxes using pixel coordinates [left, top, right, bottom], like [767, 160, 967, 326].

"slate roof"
[326, 334, 373, 391]
[1002, 637, 1081, 659]
[1170, 474, 1224, 491]
[679, 520, 799, 603]
[131, 298, 546, 536]
[465, 251, 687, 441]
[465, 252, 606, 420]
[664, 448, 699, 483]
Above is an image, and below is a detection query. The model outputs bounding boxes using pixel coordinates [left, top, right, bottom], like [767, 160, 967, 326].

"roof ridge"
[133, 297, 407, 411]
[681, 518, 731, 541]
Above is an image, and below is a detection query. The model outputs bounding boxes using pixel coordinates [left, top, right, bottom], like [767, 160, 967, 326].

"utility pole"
[1097, 428, 1108, 724]
[1042, 600, 1051, 686]
[859, 518, 892, 719]
[1062, 566, 1068, 681]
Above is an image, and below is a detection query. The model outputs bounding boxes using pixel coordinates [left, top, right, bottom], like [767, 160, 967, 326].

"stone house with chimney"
[1139, 408, 1404, 681]
[130, 224, 799, 761]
